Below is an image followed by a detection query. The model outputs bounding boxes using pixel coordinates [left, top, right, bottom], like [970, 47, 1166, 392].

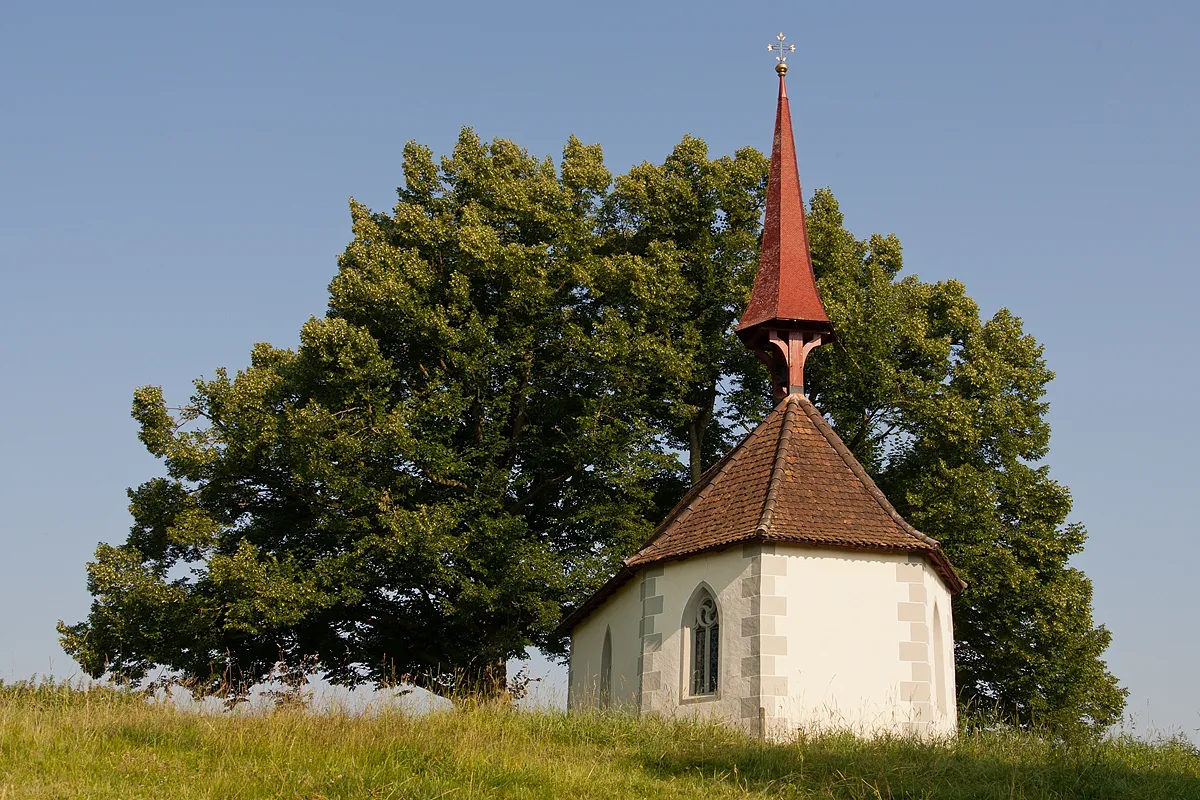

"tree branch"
[508, 465, 580, 513]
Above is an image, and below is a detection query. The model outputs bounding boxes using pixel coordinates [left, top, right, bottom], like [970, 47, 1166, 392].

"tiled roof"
[558, 394, 963, 633]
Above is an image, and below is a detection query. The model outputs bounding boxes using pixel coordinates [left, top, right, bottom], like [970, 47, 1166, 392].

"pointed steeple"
[737, 42, 834, 399]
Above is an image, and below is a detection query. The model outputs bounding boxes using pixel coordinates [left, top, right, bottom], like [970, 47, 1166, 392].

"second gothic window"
[692, 592, 720, 695]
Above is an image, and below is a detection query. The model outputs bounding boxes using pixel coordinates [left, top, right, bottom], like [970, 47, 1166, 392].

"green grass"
[1, 680, 1198, 799]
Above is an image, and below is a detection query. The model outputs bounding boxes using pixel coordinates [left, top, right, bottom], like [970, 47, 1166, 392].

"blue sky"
[1, 0, 1196, 734]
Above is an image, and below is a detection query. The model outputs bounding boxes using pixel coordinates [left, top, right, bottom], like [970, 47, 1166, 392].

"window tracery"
[691, 591, 719, 695]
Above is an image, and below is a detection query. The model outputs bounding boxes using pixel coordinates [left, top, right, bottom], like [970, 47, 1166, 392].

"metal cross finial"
[767, 32, 796, 75]
[767, 32, 795, 62]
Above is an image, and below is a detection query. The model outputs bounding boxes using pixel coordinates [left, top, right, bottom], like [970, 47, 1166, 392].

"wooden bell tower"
[736, 41, 835, 398]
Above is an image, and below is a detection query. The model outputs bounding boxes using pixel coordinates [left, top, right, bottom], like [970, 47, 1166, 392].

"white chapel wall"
[638, 546, 756, 727]
[767, 545, 957, 737]
[642, 544, 957, 738]
[567, 574, 642, 710]
[925, 561, 957, 731]
[569, 543, 957, 737]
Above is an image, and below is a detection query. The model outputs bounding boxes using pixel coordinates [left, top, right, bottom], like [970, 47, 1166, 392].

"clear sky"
[1, 0, 1196, 735]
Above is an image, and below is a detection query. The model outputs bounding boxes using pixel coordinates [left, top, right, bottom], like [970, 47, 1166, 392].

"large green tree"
[62, 130, 1123, 730]
[60, 130, 685, 696]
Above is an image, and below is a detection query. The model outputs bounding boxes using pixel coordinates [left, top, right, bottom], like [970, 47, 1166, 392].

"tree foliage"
[800, 190, 1125, 732]
[61, 130, 686, 696]
[61, 129, 1123, 730]
[597, 136, 773, 481]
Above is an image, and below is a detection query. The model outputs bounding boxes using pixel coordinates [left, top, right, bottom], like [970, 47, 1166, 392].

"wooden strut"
[764, 330, 825, 397]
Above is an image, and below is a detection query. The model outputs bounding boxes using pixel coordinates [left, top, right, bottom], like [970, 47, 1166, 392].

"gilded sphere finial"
[776, 62, 788, 77]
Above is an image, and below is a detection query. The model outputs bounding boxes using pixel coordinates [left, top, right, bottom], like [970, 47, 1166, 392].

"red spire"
[737, 63, 834, 398]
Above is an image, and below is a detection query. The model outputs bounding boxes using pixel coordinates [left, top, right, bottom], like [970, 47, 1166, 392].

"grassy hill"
[1, 681, 1197, 799]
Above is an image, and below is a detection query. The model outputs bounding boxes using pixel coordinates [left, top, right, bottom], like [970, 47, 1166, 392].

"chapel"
[560, 41, 963, 739]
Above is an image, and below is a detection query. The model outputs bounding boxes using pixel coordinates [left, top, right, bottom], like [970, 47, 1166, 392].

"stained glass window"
[691, 592, 719, 695]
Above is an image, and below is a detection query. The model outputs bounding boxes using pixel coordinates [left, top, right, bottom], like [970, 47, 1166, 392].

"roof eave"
[736, 317, 836, 344]
[554, 565, 638, 636]
[555, 534, 963, 635]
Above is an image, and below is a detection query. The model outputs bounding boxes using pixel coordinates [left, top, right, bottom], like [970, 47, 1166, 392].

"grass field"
[1, 680, 1198, 799]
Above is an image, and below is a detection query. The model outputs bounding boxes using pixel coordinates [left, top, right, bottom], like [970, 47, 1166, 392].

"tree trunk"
[689, 422, 703, 485]
[688, 382, 717, 484]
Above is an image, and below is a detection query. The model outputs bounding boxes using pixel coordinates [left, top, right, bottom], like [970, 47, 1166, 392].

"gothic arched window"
[691, 590, 720, 696]
[932, 603, 947, 715]
[600, 626, 612, 708]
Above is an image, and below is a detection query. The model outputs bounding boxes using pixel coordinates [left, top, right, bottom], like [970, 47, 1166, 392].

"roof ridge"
[624, 398, 788, 565]
[755, 395, 799, 536]
[792, 394, 942, 550]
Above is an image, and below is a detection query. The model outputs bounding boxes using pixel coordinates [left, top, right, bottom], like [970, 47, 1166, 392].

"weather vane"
[767, 32, 795, 75]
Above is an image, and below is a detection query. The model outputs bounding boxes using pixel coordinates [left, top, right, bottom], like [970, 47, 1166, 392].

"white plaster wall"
[569, 544, 958, 738]
[766, 547, 906, 734]
[768, 545, 956, 737]
[640, 547, 756, 727]
[925, 565, 958, 732]
[568, 574, 642, 709]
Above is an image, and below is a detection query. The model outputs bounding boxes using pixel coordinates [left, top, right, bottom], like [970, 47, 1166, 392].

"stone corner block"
[897, 602, 926, 622]
[759, 555, 788, 576]
[757, 634, 788, 656]
[642, 594, 664, 616]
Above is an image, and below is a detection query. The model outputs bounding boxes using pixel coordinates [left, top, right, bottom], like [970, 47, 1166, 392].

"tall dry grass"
[1, 679, 1197, 799]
